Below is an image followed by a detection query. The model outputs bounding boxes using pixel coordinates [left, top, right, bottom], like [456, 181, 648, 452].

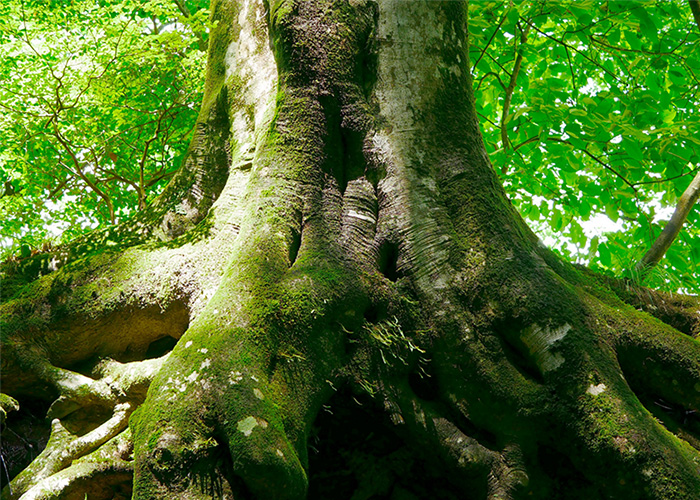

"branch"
[52, 125, 116, 223]
[690, 0, 700, 31]
[578, 147, 638, 194]
[500, 23, 530, 153]
[523, 18, 624, 85]
[636, 170, 700, 275]
[172, 0, 208, 51]
[472, 7, 508, 74]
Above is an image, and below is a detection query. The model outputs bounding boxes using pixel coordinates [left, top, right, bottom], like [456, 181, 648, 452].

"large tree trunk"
[2, 1, 700, 499]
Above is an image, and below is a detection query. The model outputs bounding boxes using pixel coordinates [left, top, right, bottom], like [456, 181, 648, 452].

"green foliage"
[2, 0, 698, 296]
[0, 0, 208, 258]
[469, 0, 700, 293]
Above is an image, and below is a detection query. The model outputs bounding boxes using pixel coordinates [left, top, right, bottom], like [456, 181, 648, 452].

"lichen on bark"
[2, 1, 700, 500]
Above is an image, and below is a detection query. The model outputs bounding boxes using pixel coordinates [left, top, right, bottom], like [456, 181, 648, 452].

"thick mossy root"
[384, 382, 529, 499]
[130, 341, 313, 500]
[0, 394, 19, 429]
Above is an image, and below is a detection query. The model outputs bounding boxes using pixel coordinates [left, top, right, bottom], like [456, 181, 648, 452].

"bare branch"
[500, 22, 530, 153]
[637, 170, 700, 274]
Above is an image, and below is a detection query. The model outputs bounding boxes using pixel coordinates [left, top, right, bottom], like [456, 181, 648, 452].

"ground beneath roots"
[307, 391, 463, 500]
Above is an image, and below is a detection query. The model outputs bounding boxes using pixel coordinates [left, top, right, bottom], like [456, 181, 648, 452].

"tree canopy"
[0, 0, 208, 255]
[470, 0, 700, 292]
[1, 0, 699, 292]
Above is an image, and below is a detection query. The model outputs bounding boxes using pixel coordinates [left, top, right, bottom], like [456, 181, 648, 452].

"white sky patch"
[581, 214, 624, 238]
[579, 77, 600, 96]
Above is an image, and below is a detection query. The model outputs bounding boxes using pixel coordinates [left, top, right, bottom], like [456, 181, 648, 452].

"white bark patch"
[521, 323, 572, 373]
[540, 353, 565, 373]
[198, 348, 208, 354]
[237, 416, 258, 436]
[186, 372, 199, 383]
[225, 0, 278, 136]
[276, 448, 285, 458]
[347, 210, 375, 223]
[253, 388, 264, 400]
[587, 383, 607, 396]
[185, 341, 193, 348]
[200, 359, 211, 369]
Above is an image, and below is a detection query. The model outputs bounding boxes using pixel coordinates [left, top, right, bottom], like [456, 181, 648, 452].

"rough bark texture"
[2, 1, 700, 499]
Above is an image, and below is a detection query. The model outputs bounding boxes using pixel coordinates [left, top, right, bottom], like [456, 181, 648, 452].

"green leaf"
[605, 204, 619, 223]
[623, 140, 644, 163]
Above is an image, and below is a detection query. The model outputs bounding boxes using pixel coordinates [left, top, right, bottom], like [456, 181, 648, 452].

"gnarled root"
[2, 355, 169, 500]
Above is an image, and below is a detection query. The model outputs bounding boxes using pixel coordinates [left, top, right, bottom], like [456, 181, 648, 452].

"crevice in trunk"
[144, 336, 178, 359]
[378, 241, 401, 282]
[492, 318, 546, 384]
[407, 357, 438, 402]
[498, 335, 545, 385]
[319, 95, 368, 196]
[0, 399, 51, 483]
[289, 228, 302, 267]
[631, 389, 700, 451]
[364, 303, 387, 324]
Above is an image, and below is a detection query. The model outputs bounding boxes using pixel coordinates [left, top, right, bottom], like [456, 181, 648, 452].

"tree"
[2, 1, 700, 499]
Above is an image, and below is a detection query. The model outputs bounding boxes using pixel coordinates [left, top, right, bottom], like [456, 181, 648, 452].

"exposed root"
[2, 356, 168, 500]
[374, 381, 528, 499]
[0, 395, 19, 428]
[17, 461, 132, 500]
[7, 404, 131, 499]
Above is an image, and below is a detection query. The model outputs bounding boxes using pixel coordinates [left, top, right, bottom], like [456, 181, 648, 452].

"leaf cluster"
[469, 0, 700, 292]
[0, 0, 208, 258]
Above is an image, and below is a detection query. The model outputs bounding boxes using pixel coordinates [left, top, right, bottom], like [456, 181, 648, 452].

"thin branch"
[523, 18, 624, 85]
[476, 71, 506, 91]
[500, 22, 530, 152]
[633, 166, 699, 187]
[172, 0, 207, 51]
[634, 0, 700, 275]
[52, 124, 115, 223]
[472, 7, 509, 73]
[589, 33, 689, 57]
[578, 147, 638, 194]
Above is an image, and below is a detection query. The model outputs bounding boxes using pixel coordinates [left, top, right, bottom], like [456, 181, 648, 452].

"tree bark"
[2, 1, 700, 500]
